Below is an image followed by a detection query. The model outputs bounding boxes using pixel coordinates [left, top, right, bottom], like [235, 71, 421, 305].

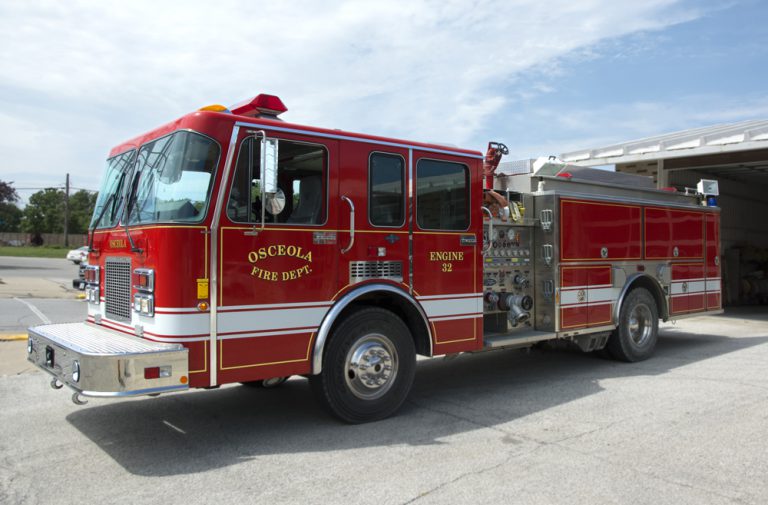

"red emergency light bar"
[230, 94, 288, 118]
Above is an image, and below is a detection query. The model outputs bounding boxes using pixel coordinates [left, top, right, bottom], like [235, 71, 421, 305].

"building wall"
[667, 170, 768, 250]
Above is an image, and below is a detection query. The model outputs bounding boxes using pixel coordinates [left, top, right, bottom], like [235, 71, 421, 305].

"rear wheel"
[606, 288, 659, 362]
[310, 307, 416, 423]
[241, 376, 289, 388]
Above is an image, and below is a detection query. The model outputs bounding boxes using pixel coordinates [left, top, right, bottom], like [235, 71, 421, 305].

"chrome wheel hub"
[345, 334, 398, 400]
[628, 304, 653, 346]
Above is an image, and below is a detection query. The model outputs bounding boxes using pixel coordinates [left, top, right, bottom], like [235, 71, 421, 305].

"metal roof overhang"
[559, 119, 768, 166]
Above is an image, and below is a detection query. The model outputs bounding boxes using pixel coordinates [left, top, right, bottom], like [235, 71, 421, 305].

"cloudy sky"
[1, 0, 766, 204]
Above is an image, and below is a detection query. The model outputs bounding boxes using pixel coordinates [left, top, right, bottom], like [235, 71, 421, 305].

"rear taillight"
[144, 366, 171, 379]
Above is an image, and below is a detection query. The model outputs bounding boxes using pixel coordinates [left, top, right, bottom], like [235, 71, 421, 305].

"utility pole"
[64, 173, 70, 247]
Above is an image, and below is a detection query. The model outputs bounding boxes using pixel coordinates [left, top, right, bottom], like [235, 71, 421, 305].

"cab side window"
[369, 153, 405, 227]
[416, 159, 469, 230]
[227, 138, 328, 225]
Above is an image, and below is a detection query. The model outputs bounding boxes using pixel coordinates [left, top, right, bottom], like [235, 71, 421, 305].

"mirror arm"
[243, 130, 268, 235]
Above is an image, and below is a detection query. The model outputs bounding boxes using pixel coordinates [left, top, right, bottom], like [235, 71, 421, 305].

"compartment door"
[705, 214, 722, 309]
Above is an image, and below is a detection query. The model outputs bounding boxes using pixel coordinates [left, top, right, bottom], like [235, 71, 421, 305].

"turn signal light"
[133, 268, 154, 291]
[84, 265, 99, 284]
[144, 366, 171, 380]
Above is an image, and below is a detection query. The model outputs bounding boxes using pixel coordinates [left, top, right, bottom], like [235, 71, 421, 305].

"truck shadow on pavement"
[66, 328, 768, 477]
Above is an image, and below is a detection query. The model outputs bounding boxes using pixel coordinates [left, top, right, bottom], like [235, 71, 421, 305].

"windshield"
[129, 131, 220, 224]
[90, 150, 136, 229]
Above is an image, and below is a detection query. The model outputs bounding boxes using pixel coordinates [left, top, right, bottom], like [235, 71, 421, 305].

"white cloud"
[0, 0, 710, 203]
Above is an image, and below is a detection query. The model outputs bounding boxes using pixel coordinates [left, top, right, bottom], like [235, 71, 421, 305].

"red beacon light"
[229, 94, 288, 119]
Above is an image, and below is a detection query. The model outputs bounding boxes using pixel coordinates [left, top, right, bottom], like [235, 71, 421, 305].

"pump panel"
[482, 222, 535, 334]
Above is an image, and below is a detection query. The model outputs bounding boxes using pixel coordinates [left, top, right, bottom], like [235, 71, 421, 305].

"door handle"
[341, 195, 355, 254]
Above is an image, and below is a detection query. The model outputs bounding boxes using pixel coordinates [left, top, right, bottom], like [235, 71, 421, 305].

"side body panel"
[552, 195, 719, 333]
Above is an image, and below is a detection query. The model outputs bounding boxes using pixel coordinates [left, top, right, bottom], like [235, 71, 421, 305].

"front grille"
[105, 257, 132, 322]
[350, 261, 403, 284]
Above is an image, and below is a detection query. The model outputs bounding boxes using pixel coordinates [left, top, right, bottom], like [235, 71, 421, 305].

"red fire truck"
[27, 94, 722, 423]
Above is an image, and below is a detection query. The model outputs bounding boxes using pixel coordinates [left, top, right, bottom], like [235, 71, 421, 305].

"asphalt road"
[0, 257, 86, 336]
[0, 256, 80, 295]
[1, 308, 767, 504]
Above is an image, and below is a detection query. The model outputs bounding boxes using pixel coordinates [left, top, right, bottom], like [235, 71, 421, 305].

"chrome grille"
[105, 257, 132, 322]
[350, 261, 403, 284]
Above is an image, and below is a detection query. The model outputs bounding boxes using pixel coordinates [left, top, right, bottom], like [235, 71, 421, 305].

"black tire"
[309, 307, 416, 424]
[606, 288, 659, 362]
[240, 376, 289, 388]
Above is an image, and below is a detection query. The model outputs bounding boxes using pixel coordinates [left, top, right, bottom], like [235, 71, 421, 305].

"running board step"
[483, 329, 556, 349]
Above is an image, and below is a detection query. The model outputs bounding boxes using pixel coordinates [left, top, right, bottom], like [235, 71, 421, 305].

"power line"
[15, 186, 98, 192]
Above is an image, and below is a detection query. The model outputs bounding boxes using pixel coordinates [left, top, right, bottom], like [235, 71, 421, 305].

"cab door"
[336, 145, 410, 297]
[216, 127, 338, 384]
[410, 151, 483, 355]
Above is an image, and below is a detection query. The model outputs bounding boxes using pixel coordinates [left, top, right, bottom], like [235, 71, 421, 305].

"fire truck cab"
[27, 94, 722, 423]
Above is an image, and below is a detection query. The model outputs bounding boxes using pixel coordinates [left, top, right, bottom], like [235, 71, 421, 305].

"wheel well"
[327, 291, 432, 357]
[622, 275, 668, 321]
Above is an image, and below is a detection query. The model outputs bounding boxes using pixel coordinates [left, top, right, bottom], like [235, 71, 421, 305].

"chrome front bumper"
[27, 322, 189, 398]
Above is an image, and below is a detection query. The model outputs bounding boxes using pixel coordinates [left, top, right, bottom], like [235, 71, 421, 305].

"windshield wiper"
[87, 193, 116, 253]
[123, 171, 143, 253]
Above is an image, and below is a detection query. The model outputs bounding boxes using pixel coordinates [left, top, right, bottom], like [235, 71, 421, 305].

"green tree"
[0, 203, 22, 232]
[69, 190, 98, 234]
[0, 180, 18, 203]
[22, 188, 65, 234]
[0, 180, 22, 232]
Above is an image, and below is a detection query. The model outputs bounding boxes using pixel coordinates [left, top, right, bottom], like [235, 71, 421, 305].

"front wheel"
[310, 307, 416, 423]
[606, 288, 659, 362]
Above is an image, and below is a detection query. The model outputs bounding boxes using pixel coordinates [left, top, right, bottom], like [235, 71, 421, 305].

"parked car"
[73, 259, 87, 290]
[66, 246, 89, 264]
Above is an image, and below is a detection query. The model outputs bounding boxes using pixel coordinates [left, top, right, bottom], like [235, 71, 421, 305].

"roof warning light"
[230, 94, 288, 119]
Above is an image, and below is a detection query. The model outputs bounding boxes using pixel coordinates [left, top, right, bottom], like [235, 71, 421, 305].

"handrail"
[481, 206, 493, 255]
[341, 195, 355, 254]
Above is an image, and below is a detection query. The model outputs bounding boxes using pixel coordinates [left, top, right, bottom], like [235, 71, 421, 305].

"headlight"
[27, 337, 33, 354]
[84, 266, 100, 305]
[133, 293, 154, 317]
[72, 360, 80, 382]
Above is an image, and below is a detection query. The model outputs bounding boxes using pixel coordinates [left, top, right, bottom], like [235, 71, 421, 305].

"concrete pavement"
[1, 309, 767, 504]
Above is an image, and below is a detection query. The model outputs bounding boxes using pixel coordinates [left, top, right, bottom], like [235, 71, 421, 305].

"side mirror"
[261, 137, 279, 194]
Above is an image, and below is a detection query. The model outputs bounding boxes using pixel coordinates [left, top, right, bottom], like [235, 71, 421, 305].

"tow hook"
[71, 392, 88, 406]
[50, 378, 63, 390]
